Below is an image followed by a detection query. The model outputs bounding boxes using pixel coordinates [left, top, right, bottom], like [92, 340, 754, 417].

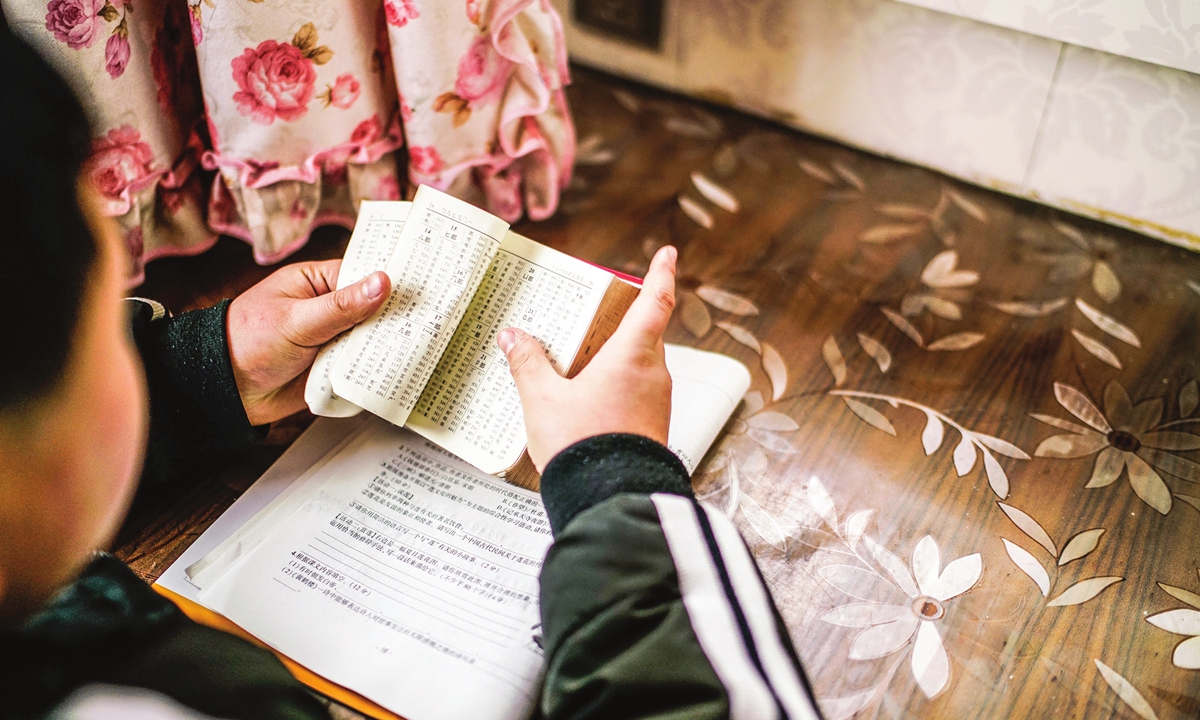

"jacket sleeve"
[536, 434, 824, 720]
[127, 299, 266, 486]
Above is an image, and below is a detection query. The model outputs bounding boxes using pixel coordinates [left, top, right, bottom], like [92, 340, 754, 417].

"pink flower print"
[87, 126, 155, 201]
[104, 27, 130, 78]
[432, 92, 470, 127]
[409, 146, 443, 176]
[45, 0, 107, 50]
[384, 0, 419, 27]
[326, 73, 361, 109]
[242, 158, 281, 186]
[324, 160, 348, 187]
[351, 116, 382, 144]
[466, 0, 481, 25]
[454, 35, 511, 106]
[376, 176, 401, 200]
[231, 40, 317, 125]
[400, 97, 413, 123]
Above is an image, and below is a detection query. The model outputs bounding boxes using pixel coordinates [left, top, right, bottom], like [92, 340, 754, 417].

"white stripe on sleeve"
[701, 504, 823, 720]
[651, 493, 779, 720]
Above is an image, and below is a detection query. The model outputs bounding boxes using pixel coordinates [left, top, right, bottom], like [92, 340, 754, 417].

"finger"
[287, 271, 390, 346]
[497, 328, 558, 396]
[304, 259, 343, 297]
[269, 259, 342, 299]
[610, 246, 676, 350]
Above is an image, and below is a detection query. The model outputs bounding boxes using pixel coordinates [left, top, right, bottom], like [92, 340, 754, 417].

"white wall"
[557, 0, 1200, 252]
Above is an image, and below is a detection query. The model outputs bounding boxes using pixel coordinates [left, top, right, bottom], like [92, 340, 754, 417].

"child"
[0, 26, 819, 720]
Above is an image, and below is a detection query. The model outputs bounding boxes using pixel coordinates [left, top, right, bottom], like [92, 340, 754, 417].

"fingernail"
[363, 273, 384, 300]
[497, 328, 517, 353]
[666, 246, 678, 265]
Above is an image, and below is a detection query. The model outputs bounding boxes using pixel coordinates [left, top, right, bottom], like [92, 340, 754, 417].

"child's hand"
[498, 246, 677, 472]
[227, 260, 390, 426]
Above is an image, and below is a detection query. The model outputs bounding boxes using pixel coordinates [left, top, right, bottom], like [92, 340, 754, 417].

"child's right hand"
[497, 246, 677, 472]
[227, 261, 390, 426]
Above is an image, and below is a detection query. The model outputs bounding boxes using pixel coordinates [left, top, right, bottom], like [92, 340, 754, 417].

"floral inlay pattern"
[739, 478, 990, 718]
[593, 82, 1200, 713]
[996, 501, 1121, 605]
[1032, 382, 1200, 514]
[827, 391, 1028, 499]
[821, 531, 981, 700]
[116, 69, 1200, 719]
[1148, 572, 1200, 671]
[590, 87, 1200, 715]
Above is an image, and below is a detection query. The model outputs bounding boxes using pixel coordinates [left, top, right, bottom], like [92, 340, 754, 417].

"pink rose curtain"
[3, 0, 575, 282]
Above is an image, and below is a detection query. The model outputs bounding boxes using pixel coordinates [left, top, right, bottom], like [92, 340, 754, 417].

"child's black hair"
[0, 25, 99, 412]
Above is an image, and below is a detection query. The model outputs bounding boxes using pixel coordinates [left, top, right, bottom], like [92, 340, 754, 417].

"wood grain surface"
[117, 67, 1200, 720]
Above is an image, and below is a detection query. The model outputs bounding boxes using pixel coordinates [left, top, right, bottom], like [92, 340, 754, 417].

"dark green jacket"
[536, 435, 821, 720]
[3, 301, 821, 720]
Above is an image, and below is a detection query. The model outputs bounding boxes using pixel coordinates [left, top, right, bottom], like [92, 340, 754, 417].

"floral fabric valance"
[4, 0, 575, 281]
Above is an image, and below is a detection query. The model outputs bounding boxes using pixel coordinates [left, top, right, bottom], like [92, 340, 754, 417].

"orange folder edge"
[152, 584, 406, 720]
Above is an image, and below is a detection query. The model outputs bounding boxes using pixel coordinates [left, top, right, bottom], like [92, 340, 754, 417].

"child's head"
[0, 28, 148, 624]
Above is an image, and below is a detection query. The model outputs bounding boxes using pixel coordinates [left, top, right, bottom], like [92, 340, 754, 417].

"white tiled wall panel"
[894, 0, 1200, 76]
[676, 0, 1061, 191]
[1024, 44, 1200, 245]
[557, 0, 1200, 251]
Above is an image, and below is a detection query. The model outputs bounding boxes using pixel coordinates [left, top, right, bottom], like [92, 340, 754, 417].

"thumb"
[289, 271, 390, 346]
[497, 328, 558, 395]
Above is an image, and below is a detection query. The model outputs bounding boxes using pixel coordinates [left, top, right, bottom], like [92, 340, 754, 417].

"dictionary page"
[197, 423, 552, 720]
[331, 186, 509, 426]
[305, 202, 412, 418]
[407, 231, 613, 474]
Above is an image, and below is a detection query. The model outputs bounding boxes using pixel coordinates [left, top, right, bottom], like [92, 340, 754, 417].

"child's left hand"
[226, 260, 390, 426]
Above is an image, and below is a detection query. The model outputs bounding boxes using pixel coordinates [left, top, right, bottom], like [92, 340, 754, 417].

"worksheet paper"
[332, 187, 509, 425]
[191, 345, 749, 595]
[179, 346, 748, 720]
[305, 202, 412, 418]
[196, 424, 552, 720]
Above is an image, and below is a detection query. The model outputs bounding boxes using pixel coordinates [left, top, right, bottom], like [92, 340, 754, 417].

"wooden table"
[120, 66, 1200, 720]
